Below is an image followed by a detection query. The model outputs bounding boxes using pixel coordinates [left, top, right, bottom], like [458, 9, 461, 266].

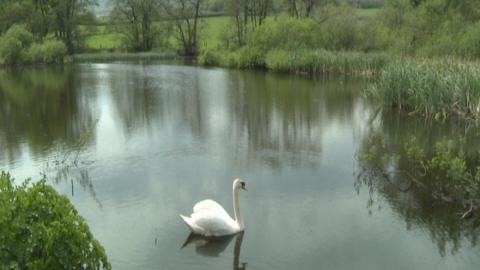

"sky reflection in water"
[0, 63, 479, 270]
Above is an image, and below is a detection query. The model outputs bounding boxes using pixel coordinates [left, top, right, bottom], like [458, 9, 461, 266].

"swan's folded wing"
[193, 199, 230, 217]
[190, 210, 237, 236]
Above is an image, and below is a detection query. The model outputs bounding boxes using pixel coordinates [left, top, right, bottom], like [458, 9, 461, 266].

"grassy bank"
[71, 51, 177, 63]
[367, 59, 480, 119]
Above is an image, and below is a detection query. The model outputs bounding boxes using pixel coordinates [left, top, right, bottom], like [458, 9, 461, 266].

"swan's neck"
[233, 188, 243, 230]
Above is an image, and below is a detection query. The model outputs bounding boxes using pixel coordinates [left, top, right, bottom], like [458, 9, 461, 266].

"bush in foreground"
[0, 172, 110, 270]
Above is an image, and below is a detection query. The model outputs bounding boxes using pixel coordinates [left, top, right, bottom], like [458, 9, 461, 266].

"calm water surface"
[0, 63, 479, 270]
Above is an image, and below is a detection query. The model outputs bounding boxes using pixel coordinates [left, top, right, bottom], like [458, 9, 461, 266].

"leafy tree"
[111, 0, 161, 51]
[226, 0, 271, 47]
[32, 0, 97, 54]
[0, 171, 111, 270]
[0, 25, 33, 65]
[162, 0, 203, 57]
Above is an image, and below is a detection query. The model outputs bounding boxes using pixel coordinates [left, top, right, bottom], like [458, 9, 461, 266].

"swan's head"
[233, 178, 247, 191]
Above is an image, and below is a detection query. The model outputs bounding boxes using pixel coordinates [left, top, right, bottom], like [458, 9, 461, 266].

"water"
[0, 63, 478, 270]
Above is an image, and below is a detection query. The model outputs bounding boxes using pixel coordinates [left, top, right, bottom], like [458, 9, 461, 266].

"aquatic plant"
[199, 47, 391, 76]
[367, 59, 480, 119]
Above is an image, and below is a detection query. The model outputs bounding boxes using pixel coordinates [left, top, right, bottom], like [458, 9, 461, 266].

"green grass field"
[85, 33, 122, 50]
[81, 16, 228, 52]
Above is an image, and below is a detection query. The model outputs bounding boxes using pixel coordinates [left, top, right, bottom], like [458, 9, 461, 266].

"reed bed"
[265, 49, 391, 76]
[199, 47, 392, 76]
[367, 59, 480, 119]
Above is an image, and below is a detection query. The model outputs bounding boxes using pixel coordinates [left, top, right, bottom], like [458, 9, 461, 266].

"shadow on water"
[181, 232, 246, 270]
[356, 110, 480, 256]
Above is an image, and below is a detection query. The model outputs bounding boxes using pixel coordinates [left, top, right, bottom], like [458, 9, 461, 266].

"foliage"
[0, 25, 67, 66]
[27, 40, 67, 64]
[314, 4, 360, 50]
[249, 15, 320, 52]
[0, 25, 33, 65]
[0, 172, 111, 270]
[162, 0, 203, 57]
[110, 0, 162, 52]
[201, 46, 391, 76]
[367, 59, 480, 119]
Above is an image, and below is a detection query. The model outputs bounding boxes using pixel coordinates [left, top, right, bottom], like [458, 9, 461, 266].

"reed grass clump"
[200, 47, 392, 76]
[367, 60, 480, 119]
[266, 49, 392, 76]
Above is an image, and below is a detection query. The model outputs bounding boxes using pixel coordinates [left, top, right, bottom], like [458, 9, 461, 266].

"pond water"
[0, 63, 479, 270]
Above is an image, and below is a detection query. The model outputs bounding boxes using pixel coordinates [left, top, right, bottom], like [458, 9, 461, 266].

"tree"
[111, 0, 160, 51]
[226, 0, 271, 47]
[32, 0, 96, 54]
[162, 0, 203, 57]
[0, 24, 33, 65]
[0, 172, 111, 270]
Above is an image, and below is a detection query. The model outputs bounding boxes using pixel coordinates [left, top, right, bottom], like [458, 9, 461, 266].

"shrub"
[458, 22, 480, 59]
[314, 4, 360, 50]
[0, 36, 23, 65]
[265, 49, 291, 72]
[0, 24, 33, 65]
[247, 15, 320, 53]
[27, 40, 67, 64]
[0, 172, 111, 270]
[3, 24, 33, 47]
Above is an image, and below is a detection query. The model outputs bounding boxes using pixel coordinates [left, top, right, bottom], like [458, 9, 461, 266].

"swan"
[180, 179, 247, 237]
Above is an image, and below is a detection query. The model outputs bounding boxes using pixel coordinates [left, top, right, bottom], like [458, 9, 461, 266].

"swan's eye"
[241, 182, 246, 189]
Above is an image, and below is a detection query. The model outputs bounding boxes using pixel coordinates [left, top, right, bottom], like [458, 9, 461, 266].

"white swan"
[180, 179, 247, 237]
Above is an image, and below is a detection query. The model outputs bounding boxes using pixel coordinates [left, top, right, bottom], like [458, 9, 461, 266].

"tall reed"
[367, 59, 480, 119]
[199, 47, 392, 76]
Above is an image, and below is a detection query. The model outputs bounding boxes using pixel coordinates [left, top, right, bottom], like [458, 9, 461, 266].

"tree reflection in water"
[0, 66, 100, 205]
[356, 111, 480, 256]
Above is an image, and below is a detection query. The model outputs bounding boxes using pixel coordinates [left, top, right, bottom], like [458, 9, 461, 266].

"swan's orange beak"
[241, 181, 247, 191]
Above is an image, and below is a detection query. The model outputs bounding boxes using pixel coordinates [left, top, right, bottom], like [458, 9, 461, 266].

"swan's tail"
[179, 215, 199, 233]
[179, 215, 192, 228]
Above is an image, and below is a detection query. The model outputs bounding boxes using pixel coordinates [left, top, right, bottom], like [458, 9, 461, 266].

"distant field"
[85, 33, 122, 50]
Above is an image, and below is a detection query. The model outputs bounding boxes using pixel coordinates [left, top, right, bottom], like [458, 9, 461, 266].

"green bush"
[0, 36, 23, 65]
[314, 4, 360, 50]
[248, 15, 320, 53]
[0, 172, 111, 270]
[265, 49, 291, 72]
[27, 40, 67, 64]
[458, 22, 480, 59]
[0, 24, 32, 65]
[3, 24, 33, 47]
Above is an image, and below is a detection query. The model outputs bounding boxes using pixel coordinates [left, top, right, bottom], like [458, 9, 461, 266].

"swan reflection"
[181, 232, 246, 269]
